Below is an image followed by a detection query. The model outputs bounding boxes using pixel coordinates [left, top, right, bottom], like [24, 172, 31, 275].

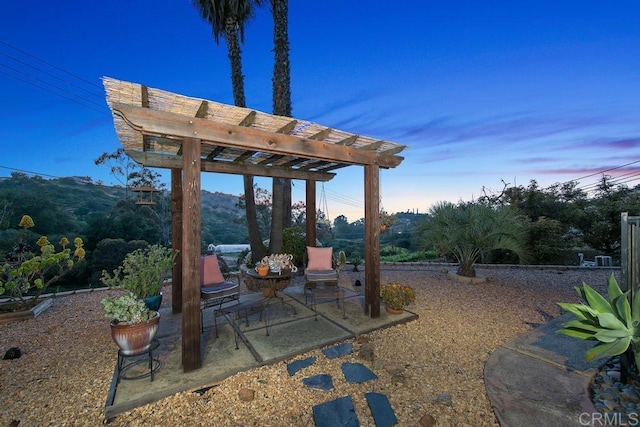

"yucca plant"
[557, 274, 640, 369]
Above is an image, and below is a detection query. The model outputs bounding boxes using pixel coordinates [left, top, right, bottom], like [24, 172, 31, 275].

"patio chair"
[304, 246, 346, 320]
[200, 254, 240, 332]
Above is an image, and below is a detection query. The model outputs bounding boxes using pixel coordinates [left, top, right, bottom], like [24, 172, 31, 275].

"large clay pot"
[110, 312, 160, 356]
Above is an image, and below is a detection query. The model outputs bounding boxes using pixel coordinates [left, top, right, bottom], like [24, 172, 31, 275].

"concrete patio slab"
[104, 284, 418, 420]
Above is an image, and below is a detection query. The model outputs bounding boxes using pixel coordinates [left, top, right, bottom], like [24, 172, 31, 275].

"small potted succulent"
[255, 259, 269, 276]
[101, 292, 160, 355]
[380, 282, 416, 314]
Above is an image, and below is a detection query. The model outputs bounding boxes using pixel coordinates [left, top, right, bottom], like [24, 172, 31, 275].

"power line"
[0, 40, 103, 90]
[0, 165, 60, 179]
[0, 40, 108, 115]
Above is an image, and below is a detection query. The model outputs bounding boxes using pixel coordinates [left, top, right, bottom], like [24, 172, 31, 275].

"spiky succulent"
[557, 273, 640, 368]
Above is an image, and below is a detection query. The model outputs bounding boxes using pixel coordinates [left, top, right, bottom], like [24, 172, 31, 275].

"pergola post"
[306, 180, 317, 247]
[182, 137, 202, 371]
[364, 164, 381, 317]
[171, 168, 183, 314]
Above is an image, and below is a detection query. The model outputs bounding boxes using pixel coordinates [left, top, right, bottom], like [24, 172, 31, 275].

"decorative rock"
[383, 362, 405, 376]
[419, 413, 436, 427]
[303, 374, 334, 391]
[433, 393, 452, 407]
[287, 356, 316, 376]
[342, 362, 378, 383]
[312, 395, 359, 427]
[3, 347, 22, 360]
[323, 343, 353, 359]
[365, 392, 397, 427]
[358, 343, 375, 362]
[238, 388, 255, 401]
[356, 336, 370, 344]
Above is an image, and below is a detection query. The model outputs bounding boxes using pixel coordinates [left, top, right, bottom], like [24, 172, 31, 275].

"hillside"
[0, 173, 248, 248]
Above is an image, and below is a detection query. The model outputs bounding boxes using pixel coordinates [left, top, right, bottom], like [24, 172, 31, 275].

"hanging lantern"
[133, 185, 157, 205]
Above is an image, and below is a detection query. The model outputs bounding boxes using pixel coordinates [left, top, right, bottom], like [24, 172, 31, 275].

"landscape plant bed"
[0, 298, 53, 324]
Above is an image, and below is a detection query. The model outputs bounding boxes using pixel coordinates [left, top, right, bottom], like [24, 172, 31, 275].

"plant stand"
[116, 339, 161, 383]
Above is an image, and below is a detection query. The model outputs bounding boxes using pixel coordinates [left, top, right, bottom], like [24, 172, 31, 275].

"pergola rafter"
[103, 77, 407, 372]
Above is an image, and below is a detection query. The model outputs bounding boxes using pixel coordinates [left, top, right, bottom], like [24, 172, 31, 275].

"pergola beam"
[113, 104, 403, 168]
[127, 150, 336, 181]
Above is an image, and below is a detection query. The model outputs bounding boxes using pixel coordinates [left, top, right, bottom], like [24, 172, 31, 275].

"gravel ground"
[0, 265, 617, 426]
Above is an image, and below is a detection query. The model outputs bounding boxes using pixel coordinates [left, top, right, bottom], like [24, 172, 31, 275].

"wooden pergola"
[103, 77, 406, 371]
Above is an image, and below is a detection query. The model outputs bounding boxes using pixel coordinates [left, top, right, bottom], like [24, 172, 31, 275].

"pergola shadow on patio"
[103, 77, 407, 371]
[104, 280, 418, 420]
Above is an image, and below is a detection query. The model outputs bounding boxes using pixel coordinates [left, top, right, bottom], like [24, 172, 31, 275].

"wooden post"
[364, 164, 380, 317]
[306, 180, 317, 247]
[182, 137, 202, 371]
[171, 168, 183, 314]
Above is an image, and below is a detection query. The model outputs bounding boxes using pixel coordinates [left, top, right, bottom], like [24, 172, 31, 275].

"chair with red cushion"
[200, 254, 240, 332]
[304, 246, 345, 320]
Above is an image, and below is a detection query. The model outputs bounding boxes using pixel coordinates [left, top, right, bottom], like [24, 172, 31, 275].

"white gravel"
[0, 265, 616, 426]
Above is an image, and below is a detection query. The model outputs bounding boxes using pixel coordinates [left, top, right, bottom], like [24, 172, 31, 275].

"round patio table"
[244, 268, 296, 314]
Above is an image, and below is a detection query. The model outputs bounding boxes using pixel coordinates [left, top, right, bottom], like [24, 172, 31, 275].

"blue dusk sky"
[2, 1, 639, 222]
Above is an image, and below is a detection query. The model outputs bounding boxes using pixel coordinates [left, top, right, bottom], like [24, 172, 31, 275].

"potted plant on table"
[380, 282, 415, 314]
[101, 292, 160, 355]
[100, 244, 177, 311]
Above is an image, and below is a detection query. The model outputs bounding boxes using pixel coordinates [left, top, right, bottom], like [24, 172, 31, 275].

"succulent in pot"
[101, 292, 160, 355]
[101, 292, 157, 324]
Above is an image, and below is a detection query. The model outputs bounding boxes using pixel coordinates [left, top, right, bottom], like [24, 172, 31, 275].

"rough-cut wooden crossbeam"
[196, 101, 208, 119]
[259, 154, 285, 165]
[127, 150, 335, 181]
[276, 120, 297, 134]
[360, 140, 385, 151]
[309, 127, 332, 140]
[234, 150, 257, 163]
[206, 146, 225, 160]
[112, 105, 403, 168]
[238, 110, 256, 127]
[336, 135, 358, 146]
[141, 85, 149, 108]
[379, 145, 406, 155]
[298, 160, 331, 171]
[280, 158, 307, 167]
[318, 163, 349, 172]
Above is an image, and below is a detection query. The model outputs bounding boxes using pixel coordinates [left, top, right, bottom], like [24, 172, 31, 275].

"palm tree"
[193, 0, 267, 262]
[268, 0, 292, 253]
[418, 202, 530, 277]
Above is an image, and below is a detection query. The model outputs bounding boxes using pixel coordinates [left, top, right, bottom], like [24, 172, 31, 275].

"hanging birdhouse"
[133, 185, 157, 205]
[379, 209, 396, 233]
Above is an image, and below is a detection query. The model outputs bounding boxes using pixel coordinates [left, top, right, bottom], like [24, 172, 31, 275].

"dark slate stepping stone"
[303, 373, 334, 391]
[365, 392, 397, 427]
[322, 342, 353, 359]
[342, 362, 378, 383]
[287, 356, 316, 376]
[312, 395, 359, 427]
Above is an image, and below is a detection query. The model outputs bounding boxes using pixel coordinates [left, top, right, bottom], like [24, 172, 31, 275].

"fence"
[621, 212, 640, 293]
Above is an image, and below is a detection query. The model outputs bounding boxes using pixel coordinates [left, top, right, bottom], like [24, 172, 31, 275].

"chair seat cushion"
[201, 282, 239, 300]
[306, 270, 339, 282]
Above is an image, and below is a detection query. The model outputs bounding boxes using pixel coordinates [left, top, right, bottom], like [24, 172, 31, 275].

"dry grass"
[0, 265, 615, 426]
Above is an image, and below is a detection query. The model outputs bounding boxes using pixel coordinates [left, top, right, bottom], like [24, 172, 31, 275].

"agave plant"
[557, 274, 640, 368]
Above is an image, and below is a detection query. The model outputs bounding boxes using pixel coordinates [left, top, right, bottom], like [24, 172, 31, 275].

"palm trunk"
[226, 16, 263, 259]
[244, 175, 266, 261]
[271, 0, 292, 232]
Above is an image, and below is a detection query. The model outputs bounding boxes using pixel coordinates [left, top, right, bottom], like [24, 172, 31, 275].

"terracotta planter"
[110, 312, 160, 356]
[256, 266, 269, 276]
[385, 305, 403, 315]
